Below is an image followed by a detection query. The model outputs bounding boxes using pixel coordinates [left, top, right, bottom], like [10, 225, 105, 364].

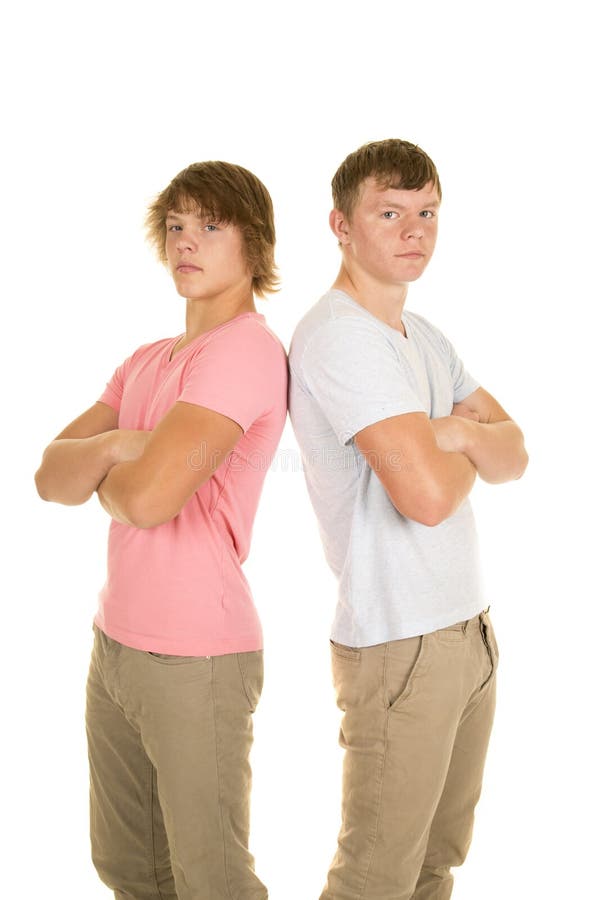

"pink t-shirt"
[94, 312, 288, 656]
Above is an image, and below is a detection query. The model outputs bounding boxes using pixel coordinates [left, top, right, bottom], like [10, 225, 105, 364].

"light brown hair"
[146, 161, 278, 297]
[332, 139, 441, 219]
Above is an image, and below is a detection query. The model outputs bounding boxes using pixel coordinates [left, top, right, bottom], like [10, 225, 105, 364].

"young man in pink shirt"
[35, 161, 288, 900]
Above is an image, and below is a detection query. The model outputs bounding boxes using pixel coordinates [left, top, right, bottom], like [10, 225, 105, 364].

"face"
[165, 209, 251, 301]
[333, 178, 440, 288]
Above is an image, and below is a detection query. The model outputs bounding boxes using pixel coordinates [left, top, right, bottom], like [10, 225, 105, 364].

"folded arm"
[35, 402, 149, 505]
[97, 401, 243, 529]
[430, 387, 528, 484]
[354, 412, 477, 527]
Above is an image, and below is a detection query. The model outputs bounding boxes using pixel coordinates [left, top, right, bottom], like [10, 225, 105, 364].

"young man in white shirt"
[289, 139, 528, 899]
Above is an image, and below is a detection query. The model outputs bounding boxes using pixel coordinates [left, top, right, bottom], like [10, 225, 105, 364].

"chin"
[173, 279, 209, 301]
[400, 264, 428, 282]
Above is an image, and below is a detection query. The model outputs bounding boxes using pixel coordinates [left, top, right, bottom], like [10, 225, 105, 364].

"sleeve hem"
[453, 379, 480, 404]
[176, 397, 252, 433]
[339, 403, 427, 446]
[98, 392, 121, 412]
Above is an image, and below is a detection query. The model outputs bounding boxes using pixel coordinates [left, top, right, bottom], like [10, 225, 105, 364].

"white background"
[3, 1, 598, 897]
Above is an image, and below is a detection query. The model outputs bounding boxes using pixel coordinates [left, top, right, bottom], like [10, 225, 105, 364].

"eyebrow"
[377, 198, 441, 210]
[166, 210, 223, 222]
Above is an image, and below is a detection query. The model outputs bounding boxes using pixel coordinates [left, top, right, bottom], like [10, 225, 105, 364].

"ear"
[329, 208, 351, 245]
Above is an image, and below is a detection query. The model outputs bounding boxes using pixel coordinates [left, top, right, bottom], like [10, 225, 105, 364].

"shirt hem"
[94, 614, 263, 657]
[331, 601, 487, 648]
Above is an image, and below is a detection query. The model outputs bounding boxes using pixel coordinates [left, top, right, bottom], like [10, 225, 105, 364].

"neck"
[332, 265, 408, 335]
[183, 287, 256, 345]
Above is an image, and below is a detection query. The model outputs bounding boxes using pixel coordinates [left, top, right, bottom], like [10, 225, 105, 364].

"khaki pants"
[322, 610, 498, 900]
[86, 626, 267, 900]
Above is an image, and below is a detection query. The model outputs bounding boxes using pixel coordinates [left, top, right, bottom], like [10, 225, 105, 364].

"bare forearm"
[35, 433, 119, 505]
[97, 447, 185, 529]
[378, 444, 477, 526]
[36, 429, 151, 507]
[356, 412, 478, 527]
[433, 417, 528, 484]
[463, 420, 528, 483]
[428, 450, 477, 522]
[97, 462, 142, 527]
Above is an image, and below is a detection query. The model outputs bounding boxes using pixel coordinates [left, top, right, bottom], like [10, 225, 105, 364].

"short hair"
[332, 139, 441, 219]
[146, 160, 278, 298]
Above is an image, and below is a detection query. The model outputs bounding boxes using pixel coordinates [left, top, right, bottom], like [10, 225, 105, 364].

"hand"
[111, 429, 151, 464]
[430, 414, 476, 454]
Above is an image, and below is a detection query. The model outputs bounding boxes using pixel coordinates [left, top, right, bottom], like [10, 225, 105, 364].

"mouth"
[396, 252, 425, 259]
[176, 264, 202, 273]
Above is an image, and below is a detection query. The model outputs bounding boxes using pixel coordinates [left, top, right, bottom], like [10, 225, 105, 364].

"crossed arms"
[36, 385, 527, 532]
[34, 401, 243, 528]
[354, 387, 528, 527]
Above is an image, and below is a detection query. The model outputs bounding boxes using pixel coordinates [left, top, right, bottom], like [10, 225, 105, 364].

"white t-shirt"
[289, 289, 486, 647]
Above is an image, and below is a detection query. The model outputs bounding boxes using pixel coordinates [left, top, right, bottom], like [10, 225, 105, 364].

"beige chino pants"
[322, 610, 498, 900]
[86, 626, 267, 900]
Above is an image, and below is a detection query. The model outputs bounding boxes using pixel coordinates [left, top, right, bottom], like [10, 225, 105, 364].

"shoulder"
[204, 314, 285, 361]
[184, 315, 287, 397]
[129, 336, 174, 361]
[404, 311, 456, 354]
[403, 310, 445, 340]
[290, 290, 394, 369]
[113, 336, 173, 376]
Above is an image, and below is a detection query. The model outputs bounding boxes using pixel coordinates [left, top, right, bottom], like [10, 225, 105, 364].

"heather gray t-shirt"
[288, 289, 486, 647]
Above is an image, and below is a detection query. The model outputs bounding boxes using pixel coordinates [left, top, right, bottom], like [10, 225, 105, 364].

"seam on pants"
[356, 651, 389, 899]
[478, 621, 496, 690]
[211, 658, 235, 900]
[149, 765, 167, 900]
[462, 670, 496, 728]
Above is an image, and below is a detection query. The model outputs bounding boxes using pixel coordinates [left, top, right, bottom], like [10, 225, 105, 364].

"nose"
[175, 229, 197, 253]
[401, 216, 424, 240]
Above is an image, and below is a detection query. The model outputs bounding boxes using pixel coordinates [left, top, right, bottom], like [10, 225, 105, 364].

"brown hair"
[146, 161, 278, 297]
[332, 139, 441, 219]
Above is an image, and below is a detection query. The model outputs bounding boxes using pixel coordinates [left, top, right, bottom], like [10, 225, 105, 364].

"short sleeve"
[299, 318, 426, 446]
[438, 332, 479, 403]
[98, 353, 135, 411]
[178, 321, 287, 432]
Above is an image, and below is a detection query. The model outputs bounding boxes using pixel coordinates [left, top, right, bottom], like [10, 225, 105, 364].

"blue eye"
[419, 210, 435, 219]
[205, 224, 218, 232]
[168, 224, 182, 232]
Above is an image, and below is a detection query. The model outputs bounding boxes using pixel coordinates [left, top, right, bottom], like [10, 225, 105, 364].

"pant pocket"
[486, 619, 500, 664]
[385, 635, 426, 711]
[330, 642, 366, 712]
[237, 651, 264, 713]
[145, 652, 211, 666]
[479, 616, 499, 687]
